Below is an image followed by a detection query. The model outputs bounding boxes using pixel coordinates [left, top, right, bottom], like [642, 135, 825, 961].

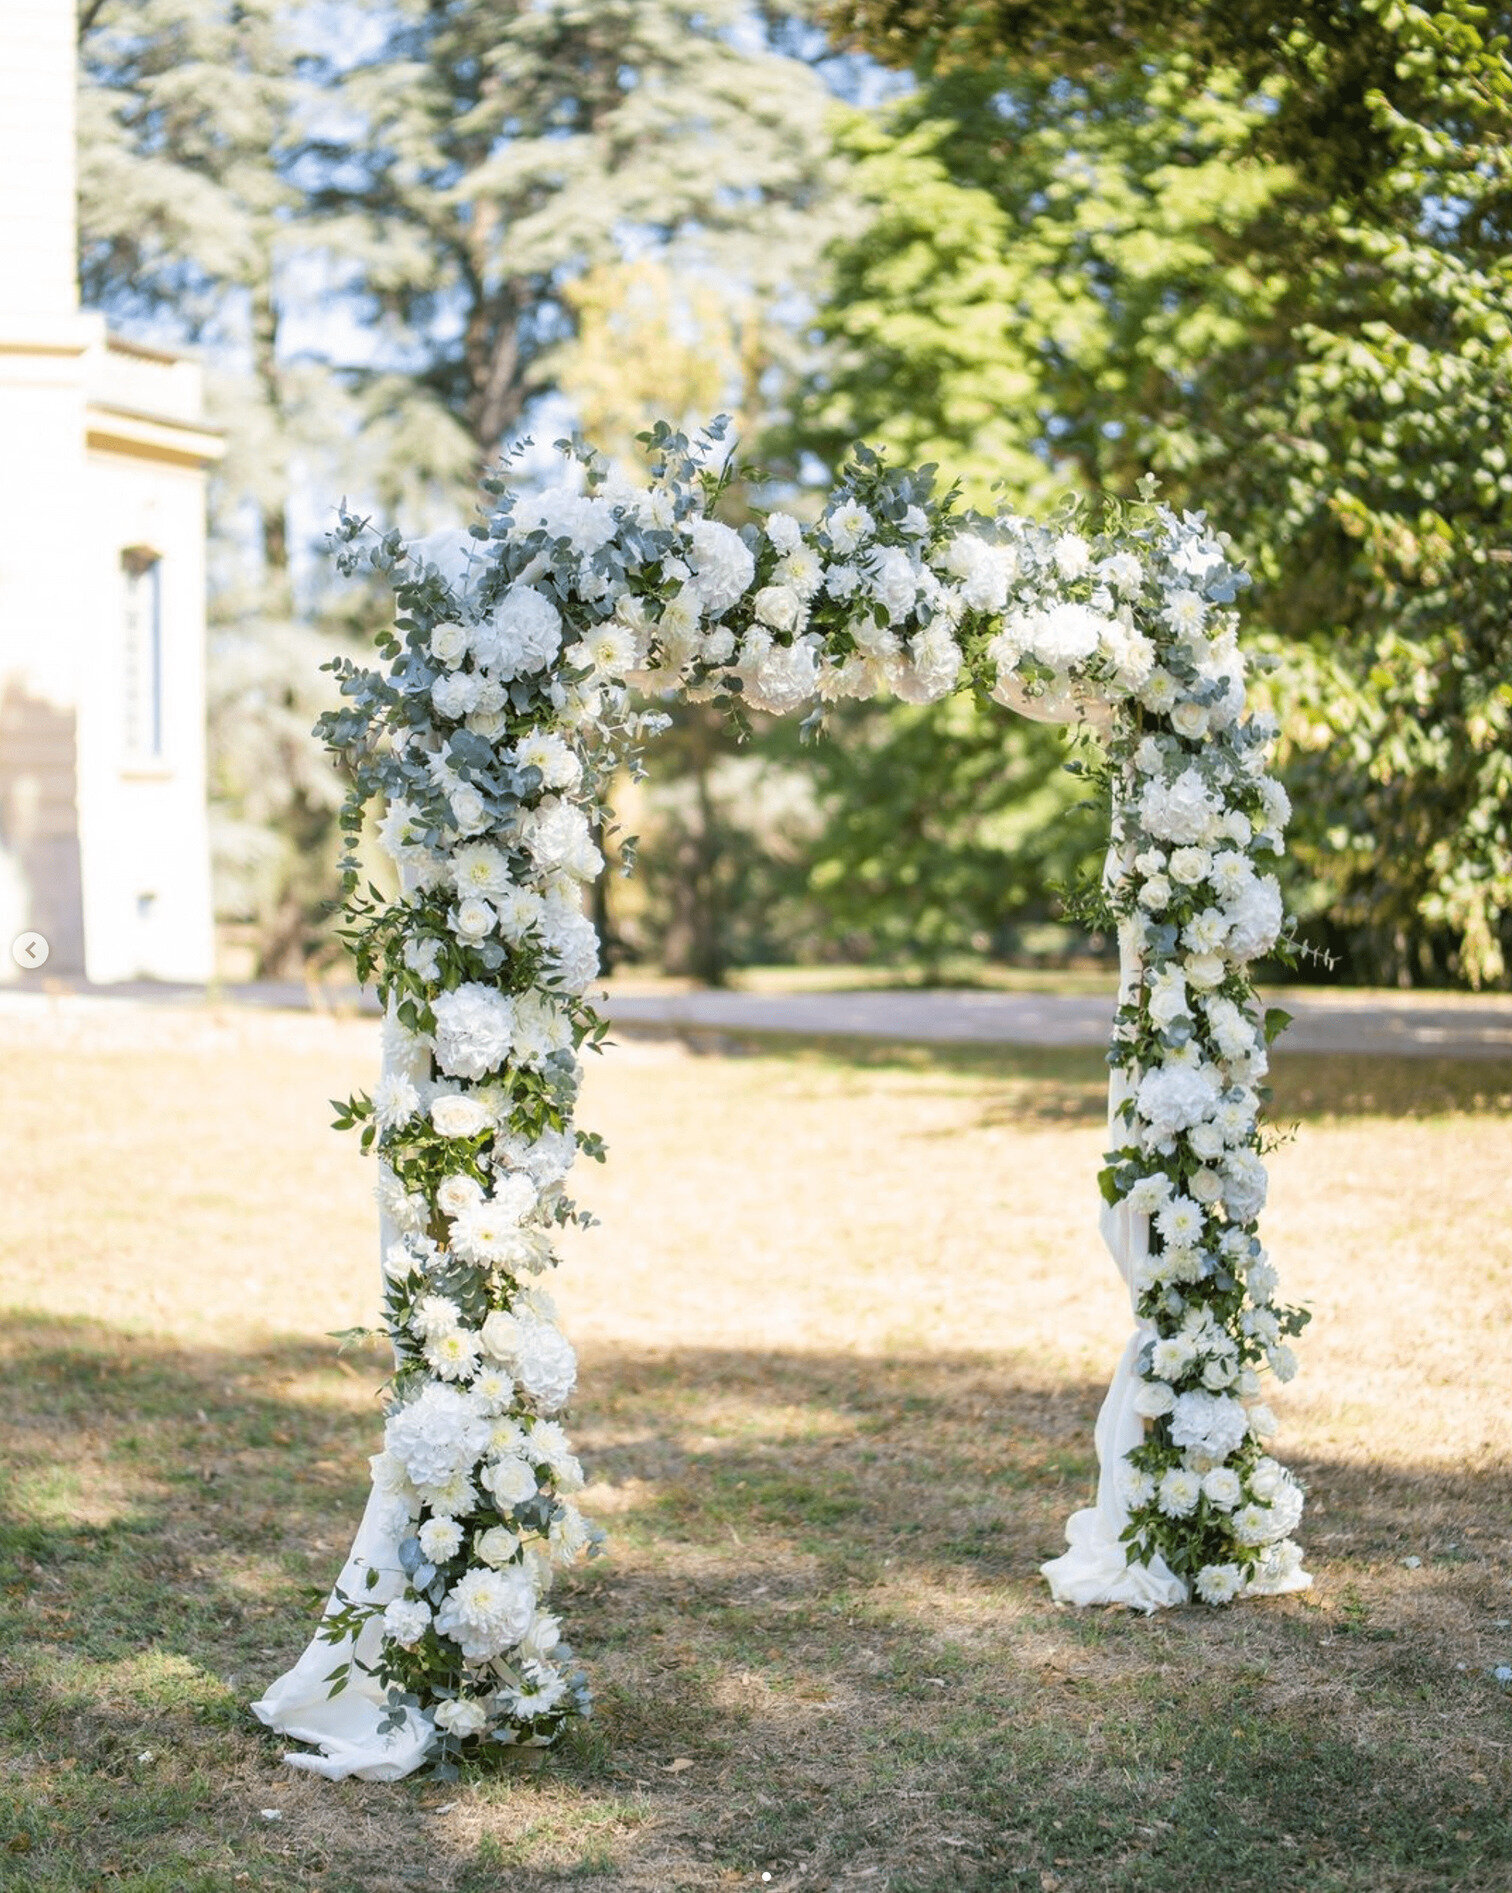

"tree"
[807, 2, 1512, 985]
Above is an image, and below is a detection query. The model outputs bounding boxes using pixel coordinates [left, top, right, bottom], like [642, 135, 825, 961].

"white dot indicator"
[11, 931, 49, 969]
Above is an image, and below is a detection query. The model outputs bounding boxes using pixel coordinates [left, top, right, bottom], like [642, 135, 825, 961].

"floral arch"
[252, 425, 1311, 1783]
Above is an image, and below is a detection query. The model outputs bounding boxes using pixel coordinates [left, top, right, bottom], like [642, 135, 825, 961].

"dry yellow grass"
[1, 994, 1509, 1891]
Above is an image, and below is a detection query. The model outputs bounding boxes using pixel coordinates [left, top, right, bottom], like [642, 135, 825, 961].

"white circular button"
[11, 931, 49, 969]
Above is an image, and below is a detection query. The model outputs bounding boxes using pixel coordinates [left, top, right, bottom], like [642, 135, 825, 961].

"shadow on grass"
[1, 1313, 1509, 1892]
[619, 1029, 1512, 1129]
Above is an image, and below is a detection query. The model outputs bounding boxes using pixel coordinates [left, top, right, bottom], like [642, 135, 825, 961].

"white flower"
[385, 1386, 492, 1491]
[476, 1525, 520, 1567]
[373, 1071, 421, 1131]
[1158, 1467, 1201, 1517]
[432, 1695, 491, 1738]
[481, 1453, 538, 1508]
[686, 518, 756, 613]
[1118, 1463, 1156, 1509]
[776, 546, 825, 599]
[431, 983, 516, 1081]
[1140, 668, 1180, 713]
[1150, 1334, 1198, 1381]
[539, 895, 599, 993]
[1184, 952, 1226, 991]
[1267, 1343, 1299, 1383]
[1188, 1122, 1225, 1162]
[513, 484, 617, 555]
[824, 562, 862, 600]
[1194, 1562, 1244, 1605]
[1222, 1150, 1268, 1223]
[524, 797, 603, 880]
[493, 1314, 579, 1415]
[1248, 1402, 1279, 1438]
[451, 843, 512, 900]
[1147, 967, 1189, 1028]
[1053, 531, 1090, 579]
[1027, 601, 1107, 667]
[429, 621, 469, 667]
[514, 731, 582, 791]
[1233, 1503, 1282, 1546]
[1125, 1173, 1173, 1215]
[404, 936, 443, 983]
[549, 1500, 591, 1566]
[473, 584, 562, 679]
[451, 896, 496, 944]
[1133, 1379, 1176, 1419]
[382, 1597, 432, 1646]
[751, 583, 804, 635]
[1137, 874, 1172, 913]
[1168, 846, 1211, 887]
[1100, 550, 1143, 594]
[495, 1125, 577, 1189]
[826, 499, 874, 554]
[450, 1175, 536, 1266]
[418, 1515, 465, 1562]
[430, 1092, 492, 1140]
[410, 1294, 462, 1341]
[435, 1564, 536, 1661]
[430, 672, 479, 720]
[512, 989, 576, 1068]
[1136, 1063, 1219, 1139]
[765, 511, 803, 554]
[436, 1172, 484, 1219]
[1139, 768, 1221, 845]
[1201, 1467, 1243, 1510]
[893, 624, 961, 703]
[424, 1327, 482, 1381]
[1170, 1390, 1248, 1460]
[866, 545, 918, 619]
[747, 637, 820, 715]
[1224, 874, 1285, 961]
[1171, 700, 1209, 740]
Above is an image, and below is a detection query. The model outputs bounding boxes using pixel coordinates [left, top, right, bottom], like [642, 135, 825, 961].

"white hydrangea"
[866, 545, 918, 619]
[1136, 1063, 1220, 1140]
[1224, 874, 1284, 961]
[539, 894, 599, 993]
[1169, 1390, 1249, 1461]
[513, 485, 617, 556]
[746, 637, 820, 715]
[384, 1385, 492, 1491]
[685, 518, 756, 613]
[1139, 767, 1220, 844]
[431, 983, 516, 1081]
[475, 585, 563, 680]
[1026, 601, 1107, 667]
[523, 797, 603, 880]
[382, 1597, 432, 1646]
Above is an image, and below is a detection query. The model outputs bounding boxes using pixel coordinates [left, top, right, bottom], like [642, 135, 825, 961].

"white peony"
[523, 796, 603, 880]
[382, 1597, 432, 1646]
[1027, 601, 1107, 667]
[751, 583, 804, 635]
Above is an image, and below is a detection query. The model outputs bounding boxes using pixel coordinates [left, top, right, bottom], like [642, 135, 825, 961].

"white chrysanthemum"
[450, 1177, 537, 1266]
[580, 620, 639, 675]
[494, 884, 545, 944]
[1157, 1467, 1201, 1518]
[1150, 1334, 1197, 1380]
[451, 843, 511, 900]
[424, 1327, 482, 1381]
[385, 1386, 492, 1491]
[382, 1597, 432, 1647]
[431, 983, 516, 1081]
[435, 1564, 536, 1661]
[430, 1092, 492, 1140]
[1169, 1390, 1248, 1460]
[373, 1071, 421, 1131]
[1233, 1502, 1282, 1546]
[514, 731, 582, 791]
[1156, 1195, 1206, 1249]
[418, 1515, 465, 1562]
[1139, 768, 1221, 845]
[419, 1469, 479, 1517]
[549, 1500, 591, 1566]
[1125, 1173, 1173, 1215]
[512, 989, 576, 1068]
[1209, 850, 1254, 900]
[410, 1294, 463, 1342]
[826, 499, 874, 555]
[377, 798, 426, 862]
[524, 796, 603, 880]
[1118, 1464, 1156, 1509]
[1194, 1562, 1244, 1605]
[775, 546, 825, 599]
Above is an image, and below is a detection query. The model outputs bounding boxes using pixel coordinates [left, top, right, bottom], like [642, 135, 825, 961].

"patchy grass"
[0, 1000, 1509, 1891]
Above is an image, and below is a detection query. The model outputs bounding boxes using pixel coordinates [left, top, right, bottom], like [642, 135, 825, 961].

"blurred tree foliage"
[76, 0, 839, 977]
[813, 0, 1512, 986]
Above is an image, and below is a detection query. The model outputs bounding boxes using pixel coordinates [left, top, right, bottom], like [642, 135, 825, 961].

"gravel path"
[7, 974, 1508, 1060]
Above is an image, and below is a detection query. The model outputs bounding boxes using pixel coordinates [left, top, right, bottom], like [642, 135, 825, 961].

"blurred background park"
[53, 0, 1512, 995]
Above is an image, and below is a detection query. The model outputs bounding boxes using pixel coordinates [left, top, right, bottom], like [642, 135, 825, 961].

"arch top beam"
[252, 425, 1310, 1782]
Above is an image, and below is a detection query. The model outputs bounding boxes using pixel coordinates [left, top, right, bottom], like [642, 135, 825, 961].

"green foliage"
[803, 5, 1512, 985]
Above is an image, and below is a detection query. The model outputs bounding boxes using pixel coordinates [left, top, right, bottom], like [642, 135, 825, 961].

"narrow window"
[122, 548, 163, 760]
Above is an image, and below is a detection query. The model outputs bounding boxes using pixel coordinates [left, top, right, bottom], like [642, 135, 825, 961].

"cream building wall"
[0, 0, 221, 983]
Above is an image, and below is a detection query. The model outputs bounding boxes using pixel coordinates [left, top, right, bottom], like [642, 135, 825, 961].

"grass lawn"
[1, 996, 1509, 1892]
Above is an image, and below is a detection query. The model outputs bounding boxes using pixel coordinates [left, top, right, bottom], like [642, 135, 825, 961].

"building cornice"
[85, 401, 225, 469]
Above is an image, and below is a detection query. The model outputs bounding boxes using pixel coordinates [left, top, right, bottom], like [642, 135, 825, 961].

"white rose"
[429, 621, 469, 667]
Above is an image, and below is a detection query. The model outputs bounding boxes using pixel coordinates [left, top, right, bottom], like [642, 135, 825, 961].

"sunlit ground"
[1, 996, 1509, 1891]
